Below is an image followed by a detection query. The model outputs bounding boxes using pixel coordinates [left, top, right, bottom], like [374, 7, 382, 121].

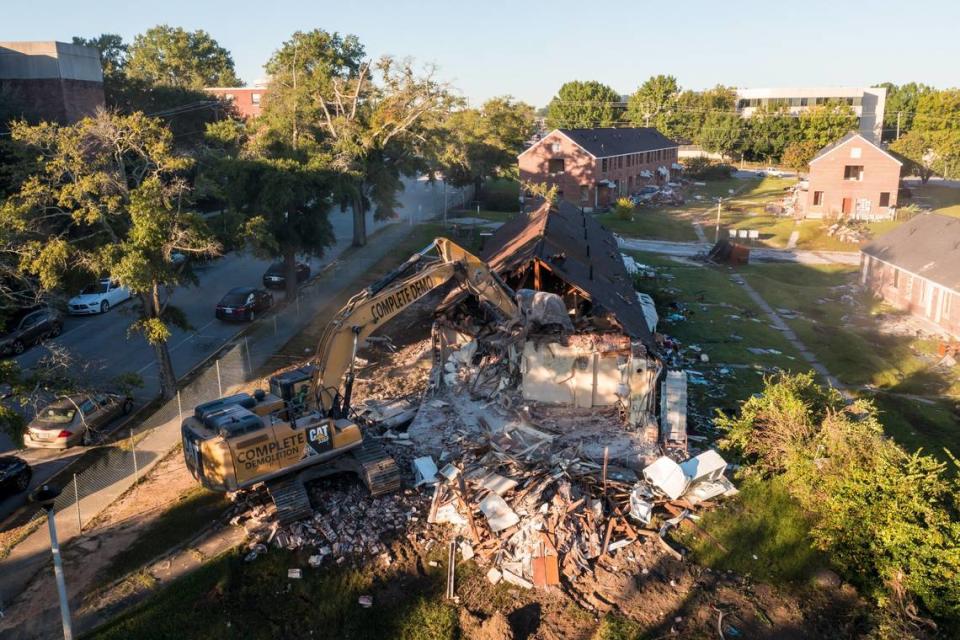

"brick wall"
[805, 137, 901, 219]
[861, 254, 960, 337]
[519, 131, 678, 211]
[204, 88, 265, 119]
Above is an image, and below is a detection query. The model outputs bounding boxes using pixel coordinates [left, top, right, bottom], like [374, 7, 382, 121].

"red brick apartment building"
[861, 214, 960, 337]
[204, 86, 267, 119]
[802, 132, 902, 220]
[519, 128, 679, 211]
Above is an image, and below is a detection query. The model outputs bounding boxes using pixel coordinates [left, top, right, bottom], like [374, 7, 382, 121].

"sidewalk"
[0, 222, 415, 620]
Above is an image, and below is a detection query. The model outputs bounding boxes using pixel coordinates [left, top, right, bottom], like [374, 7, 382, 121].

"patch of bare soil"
[0, 450, 222, 639]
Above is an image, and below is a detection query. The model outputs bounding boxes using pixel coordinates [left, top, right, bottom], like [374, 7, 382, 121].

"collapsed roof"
[480, 199, 656, 351]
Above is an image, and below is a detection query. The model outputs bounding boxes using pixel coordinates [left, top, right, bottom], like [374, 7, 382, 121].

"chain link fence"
[21, 219, 426, 539]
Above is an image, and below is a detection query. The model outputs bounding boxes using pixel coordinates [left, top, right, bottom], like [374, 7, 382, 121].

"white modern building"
[735, 86, 887, 143]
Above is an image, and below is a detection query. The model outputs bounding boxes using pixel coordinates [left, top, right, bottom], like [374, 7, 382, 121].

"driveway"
[0, 177, 463, 509]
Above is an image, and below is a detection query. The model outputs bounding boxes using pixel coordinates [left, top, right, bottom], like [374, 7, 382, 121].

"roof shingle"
[559, 127, 677, 158]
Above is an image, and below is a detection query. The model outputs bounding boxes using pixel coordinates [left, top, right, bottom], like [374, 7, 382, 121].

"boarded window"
[813, 191, 824, 206]
[893, 269, 900, 288]
[879, 192, 890, 207]
[844, 165, 864, 181]
[601, 158, 608, 172]
[551, 142, 561, 153]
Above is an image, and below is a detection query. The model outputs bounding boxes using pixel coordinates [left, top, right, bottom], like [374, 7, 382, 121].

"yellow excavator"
[181, 238, 520, 523]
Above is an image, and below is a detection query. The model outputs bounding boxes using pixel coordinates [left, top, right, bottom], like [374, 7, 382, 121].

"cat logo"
[306, 423, 331, 454]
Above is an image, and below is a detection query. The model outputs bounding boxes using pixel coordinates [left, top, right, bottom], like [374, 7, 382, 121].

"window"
[645, 151, 651, 163]
[551, 142, 561, 153]
[850, 147, 862, 159]
[618, 156, 623, 169]
[547, 158, 565, 173]
[626, 155, 632, 168]
[800, 97, 809, 106]
[224, 93, 235, 101]
[892, 269, 900, 288]
[580, 185, 589, 202]
[251, 93, 262, 104]
[944, 292, 953, 318]
[79, 399, 96, 415]
[20, 312, 41, 329]
[844, 165, 864, 181]
[879, 192, 890, 207]
[813, 191, 824, 206]
[601, 158, 608, 172]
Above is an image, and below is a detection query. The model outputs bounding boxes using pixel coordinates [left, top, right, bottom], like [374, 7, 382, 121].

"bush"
[717, 373, 960, 630]
[682, 156, 733, 180]
[612, 197, 634, 221]
[482, 188, 520, 212]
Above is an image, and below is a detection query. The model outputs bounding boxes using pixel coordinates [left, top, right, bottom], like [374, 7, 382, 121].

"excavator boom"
[312, 238, 518, 417]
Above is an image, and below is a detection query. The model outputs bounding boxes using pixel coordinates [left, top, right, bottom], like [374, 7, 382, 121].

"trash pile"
[825, 221, 870, 244]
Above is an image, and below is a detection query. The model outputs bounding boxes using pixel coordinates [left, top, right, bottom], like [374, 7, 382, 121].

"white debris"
[643, 456, 688, 500]
[479, 494, 520, 532]
[412, 456, 439, 487]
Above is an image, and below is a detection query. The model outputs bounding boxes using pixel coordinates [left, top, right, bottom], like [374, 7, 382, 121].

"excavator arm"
[311, 238, 518, 418]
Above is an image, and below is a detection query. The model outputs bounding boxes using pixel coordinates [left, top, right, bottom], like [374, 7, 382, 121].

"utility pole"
[714, 198, 723, 243]
[896, 111, 902, 140]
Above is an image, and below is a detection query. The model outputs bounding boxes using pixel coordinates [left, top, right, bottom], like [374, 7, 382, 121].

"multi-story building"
[800, 132, 902, 220]
[861, 214, 960, 338]
[0, 41, 104, 124]
[518, 127, 679, 211]
[203, 85, 267, 119]
[735, 86, 887, 142]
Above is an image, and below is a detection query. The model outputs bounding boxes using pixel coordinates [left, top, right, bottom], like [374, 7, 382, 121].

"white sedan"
[68, 279, 132, 315]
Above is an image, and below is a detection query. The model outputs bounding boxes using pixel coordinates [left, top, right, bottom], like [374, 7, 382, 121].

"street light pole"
[32, 485, 73, 640]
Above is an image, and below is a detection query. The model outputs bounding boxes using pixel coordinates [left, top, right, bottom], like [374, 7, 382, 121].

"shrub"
[682, 156, 733, 180]
[482, 188, 520, 212]
[717, 373, 960, 630]
[612, 197, 634, 221]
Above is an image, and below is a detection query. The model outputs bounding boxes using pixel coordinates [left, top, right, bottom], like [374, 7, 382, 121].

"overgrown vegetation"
[718, 372, 960, 635]
[681, 157, 734, 180]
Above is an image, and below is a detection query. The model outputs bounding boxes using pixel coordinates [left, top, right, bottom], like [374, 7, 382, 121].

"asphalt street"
[0, 176, 463, 518]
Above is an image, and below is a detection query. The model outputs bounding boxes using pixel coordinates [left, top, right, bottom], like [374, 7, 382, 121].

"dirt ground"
[0, 448, 228, 639]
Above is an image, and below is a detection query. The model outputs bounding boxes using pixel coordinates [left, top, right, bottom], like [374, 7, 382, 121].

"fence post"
[73, 474, 81, 534]
[130, 428, 139, 486]
[216, 359, 223, 397]
[244, 337, 253, 376]
[177, 390, 183, 424]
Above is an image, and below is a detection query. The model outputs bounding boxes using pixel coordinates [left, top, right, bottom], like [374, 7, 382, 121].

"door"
[841, 197, 853, 215]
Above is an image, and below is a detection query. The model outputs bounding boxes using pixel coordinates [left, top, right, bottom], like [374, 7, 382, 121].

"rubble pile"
[825, 221, 870, 244]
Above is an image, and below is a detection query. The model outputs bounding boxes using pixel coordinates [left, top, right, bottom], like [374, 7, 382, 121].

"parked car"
[0, 455, 32, 494]
[0, 305, 63, 357]
[215, 287, 273, 322]
[23, 392, 134, 449]
[262, 262, 311, 289]
[68, 279, 131, 315]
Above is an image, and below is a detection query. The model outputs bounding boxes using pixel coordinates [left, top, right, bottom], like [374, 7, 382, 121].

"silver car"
[24, 393, 134, 449]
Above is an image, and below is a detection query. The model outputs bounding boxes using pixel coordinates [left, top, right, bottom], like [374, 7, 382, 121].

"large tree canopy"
[625, 75, 680, 132]
[126, 25, 242, 89]
[2, 111, 219, 399]
[545, 81, 621, 129]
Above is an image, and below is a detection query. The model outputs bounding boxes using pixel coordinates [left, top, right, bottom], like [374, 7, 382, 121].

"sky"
[6, 0, 960, 107]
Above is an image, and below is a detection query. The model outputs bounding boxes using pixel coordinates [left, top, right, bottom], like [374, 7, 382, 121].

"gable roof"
[862, 213, 960, 292]
[520, 127, 677, 159]
[810, 132, 902, 166]
[480, 200, 656, 349]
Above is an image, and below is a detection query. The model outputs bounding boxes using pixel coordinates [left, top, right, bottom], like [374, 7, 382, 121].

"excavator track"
[266, 476, 314, 526]
[351, 437, 401, 496]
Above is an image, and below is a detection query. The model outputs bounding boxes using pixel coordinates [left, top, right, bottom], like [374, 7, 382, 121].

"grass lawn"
[737, 262, 960, 457]
[597, 207, 700, 242]
[628, 252, 811, 414]
[910, 183, 960, 217]
[680, 476, 826, 584]
[89, 546, 462, 640]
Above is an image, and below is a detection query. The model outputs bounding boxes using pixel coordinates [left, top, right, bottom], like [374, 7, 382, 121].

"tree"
[1, 111, 219, 400]
[72, 34, 128, 85]
[877, 82, 933, 140]
[626, 75, 680, 132]
[892, 130, 944, 183]
[781, 140, 822, 173]
[743, 105, 802, 163]
[697, 112, 743, 159]
[309, 51, 457, 246]
[913, 89, 960, 134]
[126, 25, 242, 90]
[798, 102, 858, 147]
[438, 96, 534, 196]
[545, 81, 621, 129]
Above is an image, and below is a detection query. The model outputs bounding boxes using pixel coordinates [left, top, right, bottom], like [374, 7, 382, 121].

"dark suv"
[0, 306, 63, 357]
